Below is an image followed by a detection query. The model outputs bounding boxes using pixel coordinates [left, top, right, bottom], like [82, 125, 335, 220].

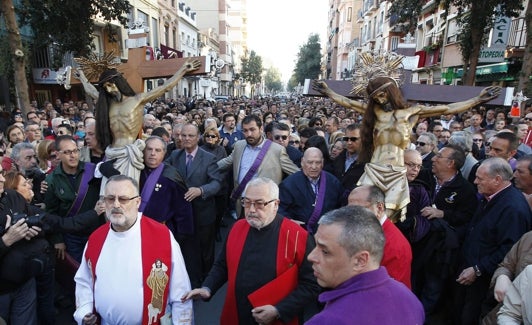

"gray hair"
[517, 154, 532, 174]
[448, 131, 473, 152]
[419, 132, 438, 152]
[481, 157, 514, 181]
[11, 142, 35, 160]
[318, 206, 384, 262]
[106, 175, 140, 195]
[243, 177, 279, 200]
[145, 135, 167, 152]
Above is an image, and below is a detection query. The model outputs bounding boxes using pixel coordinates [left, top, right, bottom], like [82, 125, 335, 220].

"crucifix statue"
[313, 52, 501, 221]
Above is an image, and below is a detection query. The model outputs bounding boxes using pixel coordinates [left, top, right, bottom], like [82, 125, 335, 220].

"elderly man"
[416, 144, 477, 317]
[453, 158, 531, 324]
[306, 206, 424, 325]
[74, 175, 192, 325]
[80, 118, 104, 164]
[348, 185, 412, 288]
[279, 148, 342, 234]
[166, 124, 222, 288]
[182, 177, 319, 324]
[10, 142, 46, 204]
[448, 131, 478, 180]
[140, 136, 193, 244]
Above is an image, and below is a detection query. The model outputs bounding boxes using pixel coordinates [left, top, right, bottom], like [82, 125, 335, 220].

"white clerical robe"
[73, 214, 193, 325]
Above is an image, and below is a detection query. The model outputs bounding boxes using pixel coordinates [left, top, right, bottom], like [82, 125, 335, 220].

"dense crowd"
[1, 92, 532, 325]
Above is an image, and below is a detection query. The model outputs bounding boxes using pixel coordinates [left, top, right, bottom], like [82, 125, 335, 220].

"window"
[347, 7, 352, 22]
[137, 10, 148, 27]
[152, 17, 159, 47]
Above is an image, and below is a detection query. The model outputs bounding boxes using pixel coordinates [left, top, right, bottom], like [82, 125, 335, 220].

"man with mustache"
[182, 177, 319, 324]
[74, 175, 192, 325]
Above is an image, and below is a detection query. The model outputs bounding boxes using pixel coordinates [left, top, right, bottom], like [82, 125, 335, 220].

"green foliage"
[241, 50, 263, 85]
[292, 34, 321, 85]
[287, 75, 299, 92]
[16, 0, 131, 68]
[264, 67, 283, 93]
[388, 0, 523, 84]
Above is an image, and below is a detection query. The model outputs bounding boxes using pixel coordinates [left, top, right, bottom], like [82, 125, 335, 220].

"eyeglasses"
[59, 148, 80, 155]
[415, 141, 426, 147]
[473, 139, 483, 142]
[103, 195, 139, 205]
[274, 135, 288, 141]
[314, 123, 322, 126]
[204, 134, 218, 139]
[405, 162, 422, 170]
[241, 198, 276, 209]
[289, 140, 300, 145]
[435, 153, 452, 160]
[525, 118, 532, 121]
[342, 136, 359, 142]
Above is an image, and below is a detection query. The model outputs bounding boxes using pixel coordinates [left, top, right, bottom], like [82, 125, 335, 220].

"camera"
[11, 212, 45, 228]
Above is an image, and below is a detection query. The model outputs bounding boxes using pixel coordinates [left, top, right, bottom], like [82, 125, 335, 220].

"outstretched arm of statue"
[141, 58, 202, 104]
[74, 69, 99, 100]
[312, 80, 367, 113]
[419, 86, 502, 118]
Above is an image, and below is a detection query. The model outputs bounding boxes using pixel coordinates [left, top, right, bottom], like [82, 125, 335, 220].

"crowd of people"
[0, 89, 531, 325]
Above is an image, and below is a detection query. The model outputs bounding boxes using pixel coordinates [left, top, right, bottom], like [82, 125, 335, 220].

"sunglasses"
[342, 136, 359, 142]
[288, 140, 300, 145]
[204, 134, 218, 139]
[415, 141, 426, 147]
[525, 118, 532, 121]
[274, 135, 288, 141]
[473, 139, 483, 142]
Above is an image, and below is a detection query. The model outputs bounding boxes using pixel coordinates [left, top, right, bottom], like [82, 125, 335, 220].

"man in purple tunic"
[306, 206, 424, 325]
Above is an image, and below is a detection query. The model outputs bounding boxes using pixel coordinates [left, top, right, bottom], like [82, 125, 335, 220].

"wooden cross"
[303, 79, 513, 106]
[70, 32, 208, 93]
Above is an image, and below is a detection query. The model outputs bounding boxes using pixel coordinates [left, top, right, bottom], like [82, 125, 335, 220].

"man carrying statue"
[313, 52, 501, 221]
[75, 53, 200, 191]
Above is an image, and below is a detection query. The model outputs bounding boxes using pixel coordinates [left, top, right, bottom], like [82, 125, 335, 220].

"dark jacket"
[332, 151, 365, 200]
[462, 185, 531, 277]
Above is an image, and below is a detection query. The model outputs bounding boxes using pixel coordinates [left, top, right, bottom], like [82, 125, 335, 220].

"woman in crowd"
[36, 140, 59, 175]
[330, 138, 345, 160]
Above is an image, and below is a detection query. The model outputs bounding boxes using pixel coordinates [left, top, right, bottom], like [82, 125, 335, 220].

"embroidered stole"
[222, 218, 307, 325]
[84, 216, 172, 325]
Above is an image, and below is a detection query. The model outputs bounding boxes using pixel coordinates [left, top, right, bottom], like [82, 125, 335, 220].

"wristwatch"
[473, 265, 482, 277]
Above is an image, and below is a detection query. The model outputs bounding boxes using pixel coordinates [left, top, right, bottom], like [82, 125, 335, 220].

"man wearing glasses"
[332, 123, 365, 202]
[74, 175, 192, 325]
[272, 122, 302, 167]
[44, 135, 101, 263]
[183, 177, 319, 324]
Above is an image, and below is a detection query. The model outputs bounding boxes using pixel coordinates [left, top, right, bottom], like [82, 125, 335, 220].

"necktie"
[186, 154, 193, 174]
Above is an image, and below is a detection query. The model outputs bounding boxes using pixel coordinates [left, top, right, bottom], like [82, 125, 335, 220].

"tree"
[1, 0, 30, 114]
[291, 34, 321, 85]
[240, 50, 263, 98]
[18, 0, 131, 67]
[389, 0, 523, 85]
[264, 67, 283, 94]
[518, 0, 531, 95]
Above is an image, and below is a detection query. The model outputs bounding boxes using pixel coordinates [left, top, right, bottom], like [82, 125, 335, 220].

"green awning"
[455, 62, 510, 77]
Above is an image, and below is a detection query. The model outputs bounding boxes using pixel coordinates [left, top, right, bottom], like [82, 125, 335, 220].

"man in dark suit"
[272, 122, 302, 167]
[166, 123, 222, 287]
[279, 148, 342, 234]
[332, 124, 365, 202]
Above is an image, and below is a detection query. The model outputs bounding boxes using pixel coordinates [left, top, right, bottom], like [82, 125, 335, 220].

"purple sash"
[66, 162, 95, 218]
[139, 163, 165, 212]
[306, 171, 327, 234]
[231, 140, 272, 200]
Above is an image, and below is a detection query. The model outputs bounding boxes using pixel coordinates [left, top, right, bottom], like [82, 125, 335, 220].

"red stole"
[84, 216, 172, 325]
[222, 218, 308, 325]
